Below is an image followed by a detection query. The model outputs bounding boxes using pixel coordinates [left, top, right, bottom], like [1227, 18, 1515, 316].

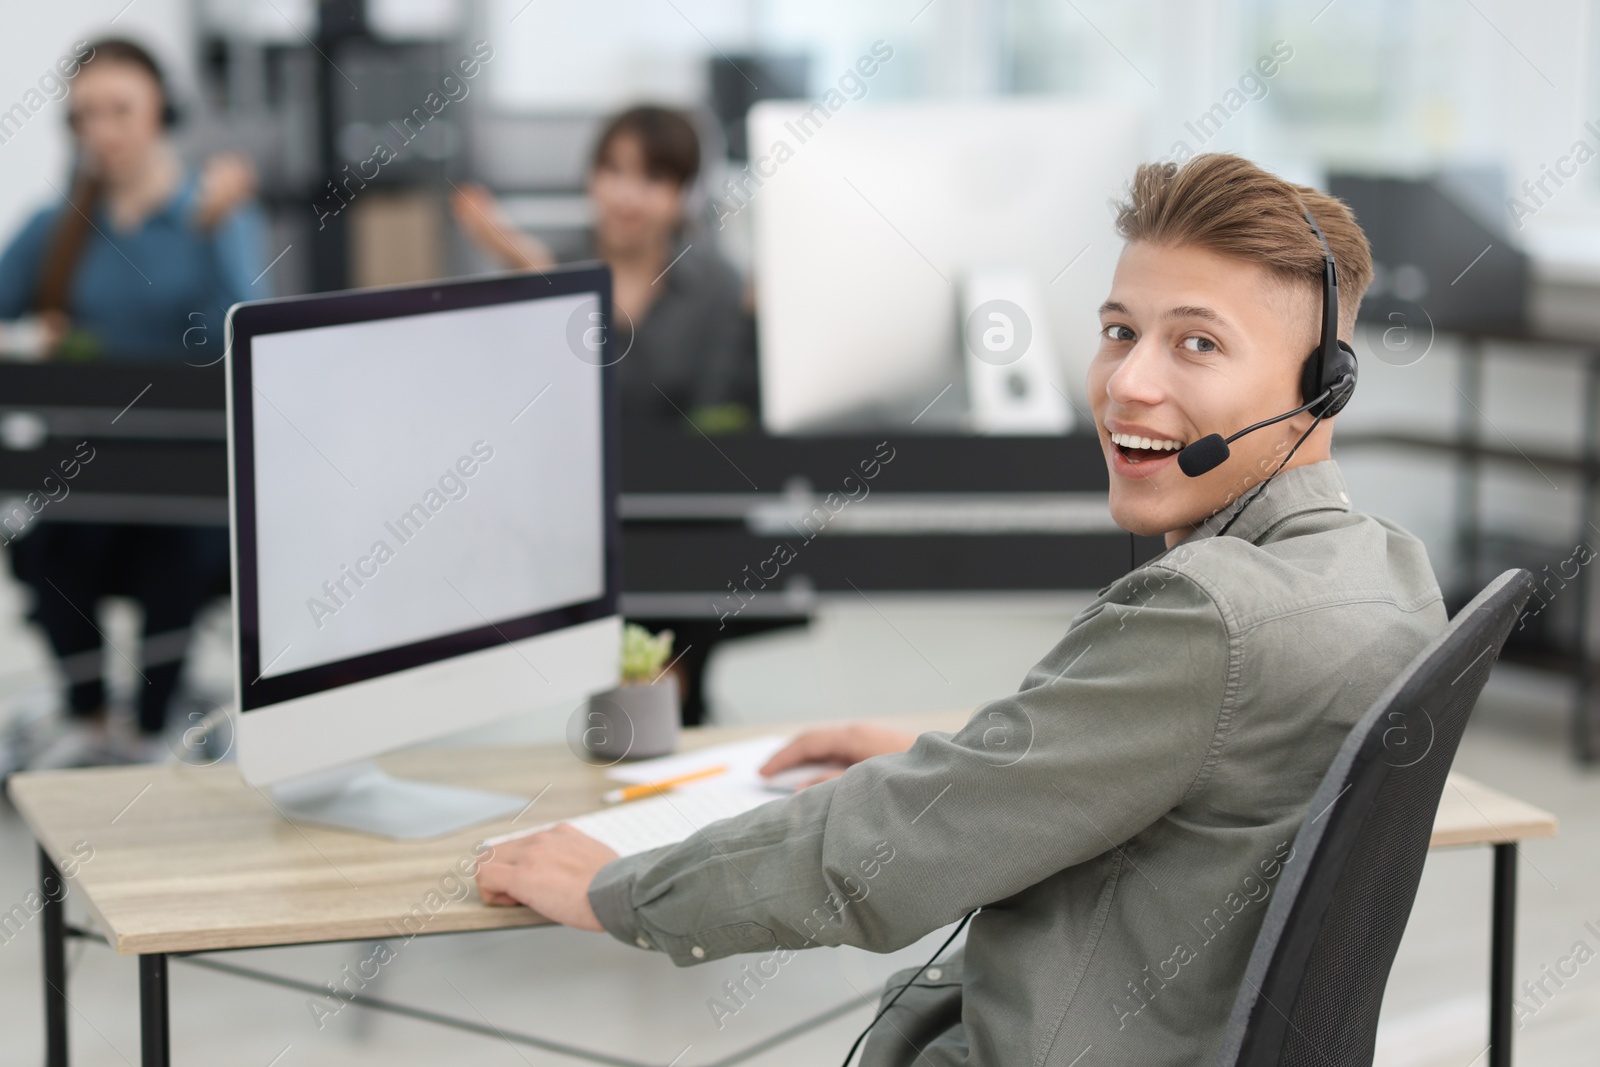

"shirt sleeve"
[586, 568, 1235, 965]
[205, 200, 271, 306]
[0, 209, 57, 319]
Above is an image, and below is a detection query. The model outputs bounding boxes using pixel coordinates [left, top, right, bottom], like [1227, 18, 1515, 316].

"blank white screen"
[250, 292, 604, 679]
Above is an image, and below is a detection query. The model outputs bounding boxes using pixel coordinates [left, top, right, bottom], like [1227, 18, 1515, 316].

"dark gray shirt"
[606, 237, 755, 417]
[588, 460, 1446, 1066]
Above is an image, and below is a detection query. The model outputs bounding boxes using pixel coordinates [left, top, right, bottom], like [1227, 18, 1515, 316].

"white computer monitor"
[225, 266, 622, 838]
[747, 98, 1149, 433]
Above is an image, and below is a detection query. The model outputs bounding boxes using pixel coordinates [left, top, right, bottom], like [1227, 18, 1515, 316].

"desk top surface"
[6, 711, 1559, 956]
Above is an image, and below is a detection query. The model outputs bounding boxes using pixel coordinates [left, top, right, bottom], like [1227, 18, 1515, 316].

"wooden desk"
[1433, 771, 1559, 849]
[8, 711, 1557, 1067]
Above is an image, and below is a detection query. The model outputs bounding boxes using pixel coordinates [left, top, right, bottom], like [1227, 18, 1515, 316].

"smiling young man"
[475, 154, 1447, 1066]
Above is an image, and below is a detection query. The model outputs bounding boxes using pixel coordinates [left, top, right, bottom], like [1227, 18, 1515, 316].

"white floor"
[0, 574, 1595, 1065]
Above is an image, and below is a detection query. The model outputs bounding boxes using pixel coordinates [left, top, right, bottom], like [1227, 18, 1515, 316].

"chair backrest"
[1215, 568, 1535, 1067]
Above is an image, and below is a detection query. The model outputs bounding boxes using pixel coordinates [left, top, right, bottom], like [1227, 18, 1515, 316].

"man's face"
[1087, 241, 1328, 545]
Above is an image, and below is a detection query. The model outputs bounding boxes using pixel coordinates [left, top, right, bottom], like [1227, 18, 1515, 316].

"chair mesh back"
[1218, 569, 1535, 1067]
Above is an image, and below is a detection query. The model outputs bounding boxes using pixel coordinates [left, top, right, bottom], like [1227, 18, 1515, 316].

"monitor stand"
[269, 760, 529, 840]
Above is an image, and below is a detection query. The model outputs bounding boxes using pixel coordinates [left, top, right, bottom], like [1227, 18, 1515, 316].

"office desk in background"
[9, 711, 1557, 1067]
[0, 363, 228, 527]
[0, 362, 1163, 725]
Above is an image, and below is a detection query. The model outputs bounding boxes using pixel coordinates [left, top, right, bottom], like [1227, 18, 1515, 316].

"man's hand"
[759, 723, 918, 789]
[475, 823, 619, 932]
[194, 152, 257, 231]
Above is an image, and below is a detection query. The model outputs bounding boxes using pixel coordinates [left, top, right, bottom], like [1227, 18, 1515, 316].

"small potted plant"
[583, 624, 679, 760]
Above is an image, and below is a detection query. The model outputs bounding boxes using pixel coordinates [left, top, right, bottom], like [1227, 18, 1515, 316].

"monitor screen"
[229, 270, 618, 712]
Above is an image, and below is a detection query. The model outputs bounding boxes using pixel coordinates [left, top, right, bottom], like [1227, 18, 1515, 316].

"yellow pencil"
[602, 764, 729, 803]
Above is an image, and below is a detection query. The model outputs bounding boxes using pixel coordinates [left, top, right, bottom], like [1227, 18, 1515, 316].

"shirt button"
[636, 937, 650, 949]
[691, 945, 706, 958]
[925, 967, 942, 981]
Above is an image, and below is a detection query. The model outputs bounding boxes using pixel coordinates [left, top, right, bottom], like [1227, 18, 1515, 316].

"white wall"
[480, 0, 756, 110]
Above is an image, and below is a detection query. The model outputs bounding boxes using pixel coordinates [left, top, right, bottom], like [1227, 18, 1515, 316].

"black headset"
[1299, 206, 1357, 419]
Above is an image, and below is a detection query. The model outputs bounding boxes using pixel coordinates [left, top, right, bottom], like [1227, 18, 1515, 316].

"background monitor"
[747, 98, 1148, 434]
[226, 266, 622, 838]
[1327, 170, 1530, 336]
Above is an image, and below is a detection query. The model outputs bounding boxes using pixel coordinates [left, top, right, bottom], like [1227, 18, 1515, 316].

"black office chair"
[1214, 568, 1536, 1067]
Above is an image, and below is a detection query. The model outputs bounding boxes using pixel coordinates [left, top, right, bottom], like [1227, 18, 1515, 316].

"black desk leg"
[40, 847, 67, 1067]
[1490, 843, 1517, 1067]
[139, 955, 169, 1067]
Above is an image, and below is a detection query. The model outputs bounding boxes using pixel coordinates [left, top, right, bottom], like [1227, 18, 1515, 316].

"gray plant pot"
[583, 674, 681, 761]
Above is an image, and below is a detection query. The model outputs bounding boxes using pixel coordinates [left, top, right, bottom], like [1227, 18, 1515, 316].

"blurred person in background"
[451, 105, 757, 431]
[0, 37, 268, 767]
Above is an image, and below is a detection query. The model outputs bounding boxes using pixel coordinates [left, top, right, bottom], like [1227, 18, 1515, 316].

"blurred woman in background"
[451, 105, 756, 429]
[454, 105, 762, 726]
[0, 37, 268, 766]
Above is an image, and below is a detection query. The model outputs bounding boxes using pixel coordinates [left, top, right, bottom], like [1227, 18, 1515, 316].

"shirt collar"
[1169, 459, 1352, 553]
[102, 168, 198, 229]
[579, 233, 696, 296]
[155, 169, 200, 224]
[655, 235, 696, 293]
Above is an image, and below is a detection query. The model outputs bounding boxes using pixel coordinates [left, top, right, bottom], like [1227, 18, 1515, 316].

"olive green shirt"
[588, 460, 1446, 1066]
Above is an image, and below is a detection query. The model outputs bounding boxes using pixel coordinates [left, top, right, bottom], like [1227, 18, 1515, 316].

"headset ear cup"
[1300, 348, 1323, 411]
[1301, 340, 1358, 418]
[1322, 341, 1358, 417]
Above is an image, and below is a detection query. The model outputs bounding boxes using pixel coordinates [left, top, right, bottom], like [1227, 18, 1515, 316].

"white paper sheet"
[480, 735, 845, 855]
[602, 735, 795, 787]
[482, 786, 779, 855]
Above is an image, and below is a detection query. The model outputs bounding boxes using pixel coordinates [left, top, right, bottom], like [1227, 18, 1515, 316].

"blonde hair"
[1113, 154, 1373, 341]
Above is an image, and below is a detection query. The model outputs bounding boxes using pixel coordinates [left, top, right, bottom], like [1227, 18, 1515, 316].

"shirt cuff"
[588, 853, 651, 950]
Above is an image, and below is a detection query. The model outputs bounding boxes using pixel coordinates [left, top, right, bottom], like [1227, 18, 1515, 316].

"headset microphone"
[1178, 206, 1358, 480]
[1176, 384, 1340, 477]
